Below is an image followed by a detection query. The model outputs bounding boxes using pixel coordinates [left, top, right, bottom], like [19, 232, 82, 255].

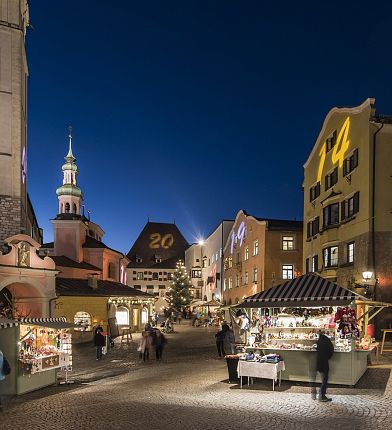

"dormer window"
[136, 257, 143, 263]
[155, 254, 162, 263]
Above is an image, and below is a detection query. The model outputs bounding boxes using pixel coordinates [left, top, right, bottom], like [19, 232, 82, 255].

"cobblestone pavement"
[1, 322, 392, 430]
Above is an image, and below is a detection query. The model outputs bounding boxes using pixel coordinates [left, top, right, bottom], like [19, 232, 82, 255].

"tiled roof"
[56, 277, 154, 298]
[51, 255, 102, 271]
[126, 222, 189, 268]
[83, 236, 123, 256]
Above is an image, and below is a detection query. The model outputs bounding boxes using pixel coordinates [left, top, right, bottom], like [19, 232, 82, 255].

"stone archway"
[0, 281, 45, 318]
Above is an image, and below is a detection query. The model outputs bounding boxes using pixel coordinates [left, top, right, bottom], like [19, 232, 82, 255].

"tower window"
[65, 203, 70, 213]
[73, 203, 77, 214]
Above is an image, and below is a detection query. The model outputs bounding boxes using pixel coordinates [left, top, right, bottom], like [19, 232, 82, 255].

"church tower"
[52, 128, 87, 262]
[0, 1, 34, 246]
[56, 127, 83, 216]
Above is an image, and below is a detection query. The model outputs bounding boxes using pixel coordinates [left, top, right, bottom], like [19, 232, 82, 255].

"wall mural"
[230, 221, 246, 255]
[317, 116, 350, 182]
[149, 233, 174, 249]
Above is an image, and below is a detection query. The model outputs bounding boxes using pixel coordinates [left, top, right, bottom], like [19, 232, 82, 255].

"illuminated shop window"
[141, 307, 149, 324]
[116, 306, 129, 325]
[74, 311, 92, 331]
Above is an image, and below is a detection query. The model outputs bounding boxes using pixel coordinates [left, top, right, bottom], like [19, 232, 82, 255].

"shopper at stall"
[215, 329, 226, 358]
[225, 328, 236, 354]
[94, 326, 106, 360]
[316, 330, 334, 402]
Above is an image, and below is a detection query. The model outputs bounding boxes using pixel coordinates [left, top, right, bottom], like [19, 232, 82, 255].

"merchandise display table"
[237, 360, 285, 391]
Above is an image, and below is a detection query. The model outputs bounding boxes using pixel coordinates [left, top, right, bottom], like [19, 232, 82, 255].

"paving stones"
[1, 323, 392, 429]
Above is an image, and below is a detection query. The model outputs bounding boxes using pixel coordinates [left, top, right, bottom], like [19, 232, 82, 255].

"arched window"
[74, 311, 92, 331]
[116, 306, 129, 325]
[73, 203, 77, 214]
[108, 263, 115, 279]
[141, 307, 149, 324]
[65, 203, 70, 213]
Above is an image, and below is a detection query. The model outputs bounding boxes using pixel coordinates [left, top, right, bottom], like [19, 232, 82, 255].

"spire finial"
[66, 125, 75, 161]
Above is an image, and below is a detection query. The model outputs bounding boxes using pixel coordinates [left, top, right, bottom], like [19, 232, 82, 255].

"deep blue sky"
[27, 1, 392, 253]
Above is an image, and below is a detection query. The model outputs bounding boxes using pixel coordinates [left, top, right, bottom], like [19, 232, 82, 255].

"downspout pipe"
[371, 121, 384, 300]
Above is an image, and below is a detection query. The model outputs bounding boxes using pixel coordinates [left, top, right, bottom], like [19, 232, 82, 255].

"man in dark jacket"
[316, 330, 334, 402]
[94, 327, 106, 360]
[215, 330, 226, 357]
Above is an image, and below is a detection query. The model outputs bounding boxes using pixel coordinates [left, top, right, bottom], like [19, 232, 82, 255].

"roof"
[239, 274, 362, 308]
[56, 277, 154, 298]
[126, 221, 189, 268]
[51, 255, 102, 271]
[41, 242, 54, 248]
[253, 217, 303, 231]
[83, 236, 123, 256]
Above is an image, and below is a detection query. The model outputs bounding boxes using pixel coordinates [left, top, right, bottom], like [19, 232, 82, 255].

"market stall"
[0, 317, 73, 395]
[235, 274, 387, 386]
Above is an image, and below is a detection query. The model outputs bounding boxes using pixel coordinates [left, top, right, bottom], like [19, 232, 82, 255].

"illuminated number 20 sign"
[230, 221, 246, 255]
[317, 116, 351, 182]
[149, 233, 174, 249]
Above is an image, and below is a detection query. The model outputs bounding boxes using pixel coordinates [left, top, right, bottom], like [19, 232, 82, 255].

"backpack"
[2, 355, 11, 375]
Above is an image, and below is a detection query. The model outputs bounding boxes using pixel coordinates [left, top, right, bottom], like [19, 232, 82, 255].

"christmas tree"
[166, 260, 192, 310]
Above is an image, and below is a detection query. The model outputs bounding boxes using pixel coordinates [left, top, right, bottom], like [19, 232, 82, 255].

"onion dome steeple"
[56, 126, 83, 216]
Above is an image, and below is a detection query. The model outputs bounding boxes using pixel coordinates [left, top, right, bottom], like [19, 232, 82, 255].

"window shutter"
[353, 191, 360, 214]
[316, 182, 320, 197]
[353, 148, 358, 169]
[306, 258, 310, 274]
[309, 188, 313, 202]
[333, 167, 338, 184]
[343, 158, 347, 176]
[341, 200, 346, 220]
[307, 222, 311, 238]
[313, 255, 318, 272]
[314, 216, 319, 234]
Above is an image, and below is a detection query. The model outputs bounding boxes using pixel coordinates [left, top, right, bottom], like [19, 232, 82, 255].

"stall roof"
[18, 317, 77, 329]
[0, 318, 19, 329]
[238, 274, 363, 308]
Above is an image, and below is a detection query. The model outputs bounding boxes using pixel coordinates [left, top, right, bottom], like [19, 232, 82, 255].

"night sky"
[27, 1, 392, 253]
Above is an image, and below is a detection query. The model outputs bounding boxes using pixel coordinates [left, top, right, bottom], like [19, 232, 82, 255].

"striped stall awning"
[240, 274, 361, 308]
[17, 317, 76, 329]
[0, 319, 19, 329]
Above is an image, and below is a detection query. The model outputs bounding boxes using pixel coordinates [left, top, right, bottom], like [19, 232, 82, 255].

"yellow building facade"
[303, 98, 392, 323]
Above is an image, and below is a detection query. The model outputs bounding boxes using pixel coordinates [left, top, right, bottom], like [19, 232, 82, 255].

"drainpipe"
[371, 121, 384, 301]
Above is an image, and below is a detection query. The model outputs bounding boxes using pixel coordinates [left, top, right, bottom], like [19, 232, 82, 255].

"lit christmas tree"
[166, 260, 192, 310]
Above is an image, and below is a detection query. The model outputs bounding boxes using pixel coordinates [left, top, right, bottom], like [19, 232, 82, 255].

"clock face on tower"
[21, 146, 27, 184]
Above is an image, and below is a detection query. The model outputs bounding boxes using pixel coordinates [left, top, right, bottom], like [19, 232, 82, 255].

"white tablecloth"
[237, 360, 285, 380]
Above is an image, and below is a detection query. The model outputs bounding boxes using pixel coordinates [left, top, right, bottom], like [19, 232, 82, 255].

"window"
[136, 257, 142, 263]
[347, 242, 355, 264]
[74, 311, 92, 331]
[343, 149, 359, 176]
[341, 192, 359, 221]
[323, 246, 338, 268]
[323, 203, 339, 228]
[108, 262, 115, 279]
[202, 257, 207, 268]
[312, 255, 319, 272]
[244, 271, 249, 285]
[223, 279, 227, 291]
[134, 285, 141, 290]
[136, 272, 144, 280]
[325, 167, 338, 191]
[167, 273, 173, 280]
[252, 267, 258, 283]
[235, 274, 239, 287]
[282, 264, 294, 280]
[116, 306, 129, 325]
[253, 240, 259, 256]
[191, 269, 202, 278]
[305, 258, 310, 274]
[282, 236, 294, 250]
[152, 273, 158, 280]
[244, 246, 249, 261]
[65, 202, 70, 213]
[228, 278, 233, 289]
[326, 130, 337, 152]
[159, 290, 166, 297]
[235, 252, 240, 264]
[228, 256, 233, 268]
[307, 217, 320, 238]
[309, 182, 320, 202]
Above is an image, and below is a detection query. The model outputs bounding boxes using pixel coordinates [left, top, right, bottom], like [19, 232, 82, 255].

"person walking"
[316, 330, 334, 402]
[139, 324, 153, 362]
[215, 329, 226, 358]
[225, 328, 236, 354]
[94, 326, 106, 360]
[152, 328, 167, 361]
[177, 312, 182, 325]
[0, 348, 11, 410]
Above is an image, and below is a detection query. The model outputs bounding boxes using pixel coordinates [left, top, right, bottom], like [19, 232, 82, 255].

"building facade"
[185, 220, 234, 302]
[0, 1, 42, 247]
[303, 98, 392, 319]
[222, 210, 303, 305]
[126, 221, 189, 312]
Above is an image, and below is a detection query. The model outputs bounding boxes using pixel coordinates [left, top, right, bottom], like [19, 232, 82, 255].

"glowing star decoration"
[316, 116, 351, 182]
[21, 146, 27, 184]
[230, 221, 246, 255]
